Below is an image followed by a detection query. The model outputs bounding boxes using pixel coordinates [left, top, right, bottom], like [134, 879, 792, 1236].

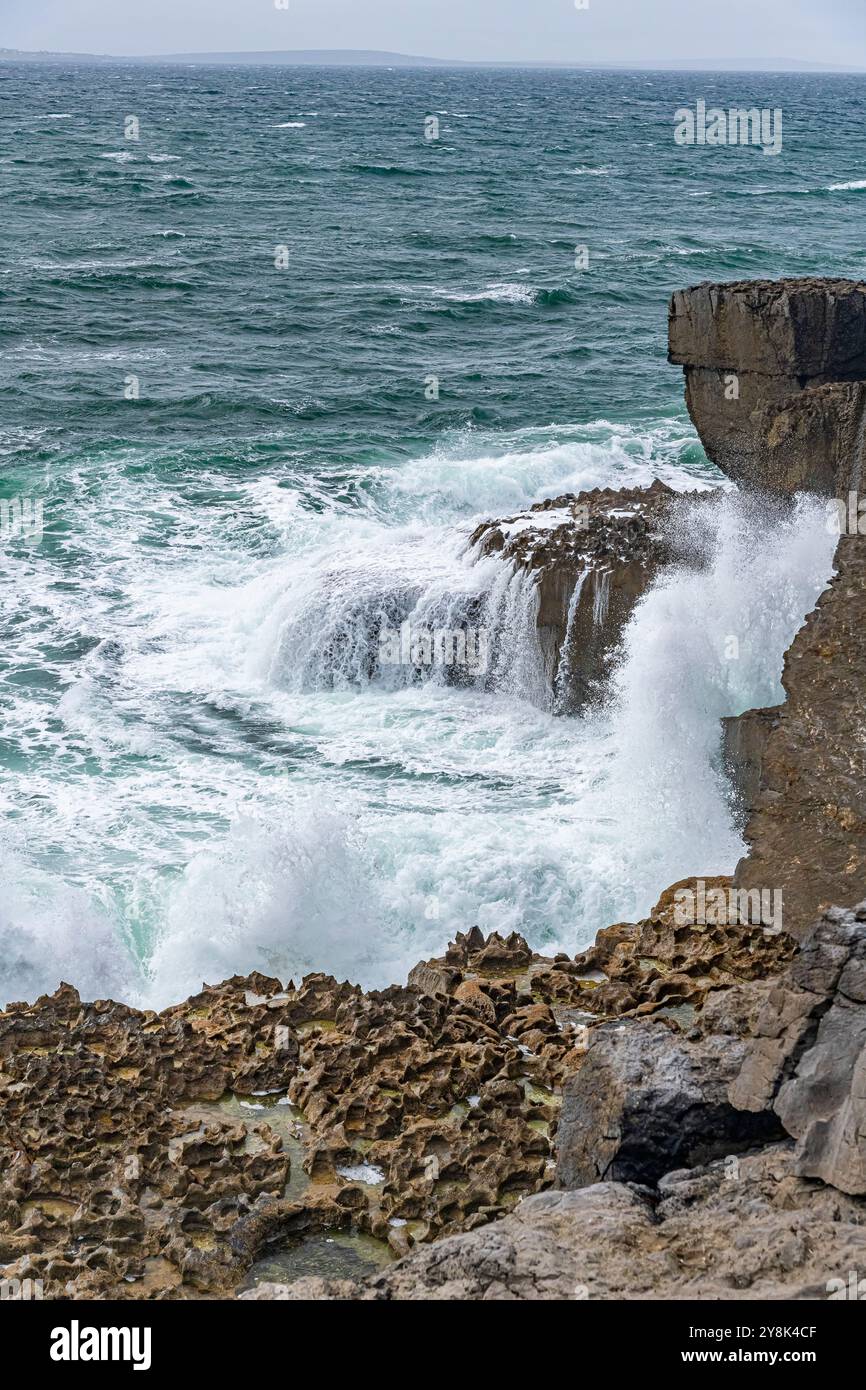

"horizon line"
[1, 47, 864, 73]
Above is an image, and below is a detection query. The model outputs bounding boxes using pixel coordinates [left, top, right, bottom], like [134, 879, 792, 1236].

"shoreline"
[4, 274, 866, 1301]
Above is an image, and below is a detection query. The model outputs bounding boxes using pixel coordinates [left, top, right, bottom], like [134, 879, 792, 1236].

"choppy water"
[0, 64, 859, 1006]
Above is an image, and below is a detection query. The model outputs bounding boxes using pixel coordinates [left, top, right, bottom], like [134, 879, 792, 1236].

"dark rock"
[555, 1018, 783, 1189]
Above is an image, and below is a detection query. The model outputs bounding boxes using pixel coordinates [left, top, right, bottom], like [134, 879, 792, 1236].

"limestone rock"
[555, 1017, 782, 1189]
[470, 481, 706, 711]
[669, 277, 866, 495]
[572, 874, 795, 1018]
[731, 904, 866, 1194]
[255, 1145, 866, 1300]
[734, 534, 866, 938]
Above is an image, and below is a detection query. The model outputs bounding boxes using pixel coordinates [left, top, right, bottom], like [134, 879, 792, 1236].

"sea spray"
[0, 425, 835, 1008]
[567, 490, 838, 933]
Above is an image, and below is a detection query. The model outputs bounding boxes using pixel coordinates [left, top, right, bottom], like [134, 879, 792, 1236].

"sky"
[2, 0, 865, 68]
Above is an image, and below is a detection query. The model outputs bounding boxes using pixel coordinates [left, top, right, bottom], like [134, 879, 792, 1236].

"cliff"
[671, 277, 866, 939]
[669, 277, 866, 495]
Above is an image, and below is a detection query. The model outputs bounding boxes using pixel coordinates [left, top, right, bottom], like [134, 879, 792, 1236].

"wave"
[568, 491, 836, 921]
[346, 163, 436, 178]
[145, 804, 403, 1004]
[0, 843, 141, 1006]
[0, 427, 834, 1010]
[433, 282, 536, 306]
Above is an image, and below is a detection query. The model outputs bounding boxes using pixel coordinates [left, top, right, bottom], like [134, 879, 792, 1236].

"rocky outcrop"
[731, 903, 866, 1195]
[244, 899, 866, 1301]
[572, 875, 794, 1019]
[733, 532, 866, 938]
[0, 884, 797, 1301]
[10, 276, 866, 1304]
[555, 1015, 783, 1190]
[470, 480, 705, 711]
[668, 277, 866, 937]
[669, 278, 866, 495]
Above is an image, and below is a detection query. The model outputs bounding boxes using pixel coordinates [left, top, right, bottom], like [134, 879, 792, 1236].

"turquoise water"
[0, 64, 859, 1005]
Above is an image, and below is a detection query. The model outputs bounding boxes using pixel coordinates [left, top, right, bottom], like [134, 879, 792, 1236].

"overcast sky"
[3, 0, 865, 67]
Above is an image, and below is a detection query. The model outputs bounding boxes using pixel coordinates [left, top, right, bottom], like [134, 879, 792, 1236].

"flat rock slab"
[669, 278, 866, 378]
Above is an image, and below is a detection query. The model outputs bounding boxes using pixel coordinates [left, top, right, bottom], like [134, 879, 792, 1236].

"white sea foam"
[433, 282, 536, 305]
[0, 427, 835, 1009]
[336, 1163, 386, 1184]
[828, 178, 866, 191]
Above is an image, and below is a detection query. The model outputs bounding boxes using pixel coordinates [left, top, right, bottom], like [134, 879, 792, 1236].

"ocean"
[0, 62, 861, 1006]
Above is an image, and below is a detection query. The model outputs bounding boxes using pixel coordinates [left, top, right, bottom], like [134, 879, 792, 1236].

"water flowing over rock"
[669, 277, 866, 496]
[731, 531, 866, 938]
[469, 480, 702, 710]
[9, 276, 866, 1303]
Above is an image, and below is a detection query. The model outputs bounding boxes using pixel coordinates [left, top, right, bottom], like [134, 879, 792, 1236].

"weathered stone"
[254, 1145, 866, 1300]
[669, 278, 866, 495]
[572, 875, 795, 1018]
[731, 904, 866, 1195]
[470, 481, 707, 710]
[0, 930, 598, 1299]
[669, 278, 866, 379]
[555, 1017, 782, 1189]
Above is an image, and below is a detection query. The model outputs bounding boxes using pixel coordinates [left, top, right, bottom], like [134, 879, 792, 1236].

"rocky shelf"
[469, 479, 711, 712]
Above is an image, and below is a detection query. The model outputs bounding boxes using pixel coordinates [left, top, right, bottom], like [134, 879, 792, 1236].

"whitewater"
[0, 420, 837, 1009]
[3, 61, 860, 1009]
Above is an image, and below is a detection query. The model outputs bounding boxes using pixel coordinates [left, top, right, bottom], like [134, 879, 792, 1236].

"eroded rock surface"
[733, 533, 866, 938]
[0, 882, 796, 1301]
[246, 1145, 866, 1301]
[571, 875, 795, 1019]
[0, 931, 603, 1299]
